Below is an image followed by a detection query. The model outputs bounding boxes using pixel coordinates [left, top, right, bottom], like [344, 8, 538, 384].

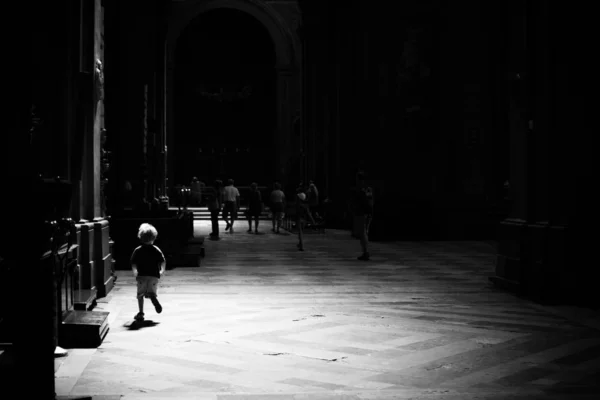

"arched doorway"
[164, 0, 302, 195]
[173, 8, 276, 186]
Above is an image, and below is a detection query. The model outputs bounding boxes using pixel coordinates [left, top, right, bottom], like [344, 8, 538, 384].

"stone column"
[491, 1, 566, 304]
[166, 50, 175, 195]
[322, 78, 330, 197]
[157, 39, 167, 197]
[490, 2, 532, 294]
[333, 62, 341, 191]
[142, 83, 149, 200]
[276, 65, 293, 183]
[522, 1, 556, 303]
[545, 4, 587, 306]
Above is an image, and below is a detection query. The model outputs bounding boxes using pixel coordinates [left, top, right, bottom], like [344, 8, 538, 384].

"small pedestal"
[59, 310, 109, 349]
[167, 237, 204, 267]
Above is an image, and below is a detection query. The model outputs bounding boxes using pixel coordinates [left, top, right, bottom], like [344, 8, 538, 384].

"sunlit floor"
[55, 221, 600, 399]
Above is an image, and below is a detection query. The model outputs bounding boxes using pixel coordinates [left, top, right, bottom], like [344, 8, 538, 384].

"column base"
[489, 274, 522, 293]
[490, 219, 578, 306]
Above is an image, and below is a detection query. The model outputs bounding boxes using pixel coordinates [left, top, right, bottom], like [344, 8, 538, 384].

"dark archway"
[173, 7, 277, 186]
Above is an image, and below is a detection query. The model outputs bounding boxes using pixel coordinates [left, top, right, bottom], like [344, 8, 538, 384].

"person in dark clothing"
[207, 180, 223, 239]
[306, 181, 318, 211]
[269, 182, 286, 233]
[354, 174, 374, 260]
[130, 223, 166, 321]
[296, 182, 316, 226]
[296, 191, 310, 251]
[246, 182, 263, 234]
[222, 179, 240, 233]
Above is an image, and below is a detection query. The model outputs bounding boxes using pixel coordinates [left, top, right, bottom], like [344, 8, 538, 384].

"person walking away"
[199, 179, 206, 206]
[365, 185, 374, 236]
[207, 179, 223, 239]
[130, 223, 166, 321]
[222, 179, 240, 233]
[296, 182, 316, 226]
[296, 191, 309, 251]
[246, 182, 263, 234]
[190, 177, 202, 206]
[354, 173, 373, 260]
[270, 182, 285, 233]
[307, 181, 320, 227]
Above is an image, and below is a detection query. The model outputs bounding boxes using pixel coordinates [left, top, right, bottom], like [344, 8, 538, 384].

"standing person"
[365, 185, 374, 237]
[307, 181, 320, 220]
[207, 179, 223, 239]
[190, 177, 202, 206]
[296, 181, 316, 226]
[270, 182, 286, 233]
[222, 178, 240, 233]
[245, 182, 263, 234]
[354, 173, 374, 260]
[199, 179, 207, 206]
[295, 191, 309, 251]
[130, 223, 166, 321]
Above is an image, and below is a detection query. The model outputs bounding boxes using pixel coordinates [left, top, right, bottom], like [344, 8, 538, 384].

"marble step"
[73, 289, 97, 311]
[59, 310, 109, 349]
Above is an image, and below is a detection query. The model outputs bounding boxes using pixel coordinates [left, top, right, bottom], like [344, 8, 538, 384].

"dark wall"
[173, 8, 277, 186]
[104, 0, 167, 211]
[302, 0, 508, 239]
[2, 1, 82, 394]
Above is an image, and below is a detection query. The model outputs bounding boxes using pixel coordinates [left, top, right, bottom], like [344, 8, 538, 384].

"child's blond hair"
[138, 223, 158, 244]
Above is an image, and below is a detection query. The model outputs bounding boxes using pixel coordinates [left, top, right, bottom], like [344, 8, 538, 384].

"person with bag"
[245, 182, 263, 234]
[207, 180, 223, 239]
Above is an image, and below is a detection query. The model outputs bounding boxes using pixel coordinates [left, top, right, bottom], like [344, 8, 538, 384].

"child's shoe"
[134, 312, 144, 321]
[151, 298, 162, 314]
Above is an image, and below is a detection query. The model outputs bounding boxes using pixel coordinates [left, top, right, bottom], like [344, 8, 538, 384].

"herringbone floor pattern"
[55, 221, 600, 399]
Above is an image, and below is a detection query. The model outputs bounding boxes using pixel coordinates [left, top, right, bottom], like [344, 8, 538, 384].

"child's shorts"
[136, 276, 159, 299]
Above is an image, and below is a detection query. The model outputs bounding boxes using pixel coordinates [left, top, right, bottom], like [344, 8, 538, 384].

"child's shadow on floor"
[125, 320, 160, 330]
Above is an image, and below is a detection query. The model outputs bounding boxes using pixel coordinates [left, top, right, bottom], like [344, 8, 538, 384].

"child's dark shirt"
[354, 188, 373, 216]
[130, 244, 165, 278]
[295, 197, 309, 220]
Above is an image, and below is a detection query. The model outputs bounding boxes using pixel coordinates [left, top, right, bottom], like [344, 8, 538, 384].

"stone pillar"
[522, 1, 554, 303]
[491, 1, 573, 305]
[79, 0, 104, 221]
[490, 1, 532, 295]
[157, 39, 167, 197]
[166, 52, 175, 195]
[142, 83, 149, 200]
[545, 3, 588, 306]
[276, 65, 293, 184]
[333, 62, 341, 191]
[322, 79, 330, 197]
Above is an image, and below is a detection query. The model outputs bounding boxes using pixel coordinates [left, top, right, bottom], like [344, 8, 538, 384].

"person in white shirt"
[269, 182, 286, 233]
[222, 179, 240, 233]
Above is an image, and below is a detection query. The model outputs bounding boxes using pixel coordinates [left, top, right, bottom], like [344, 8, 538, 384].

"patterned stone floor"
[55, 221, 600, 399]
